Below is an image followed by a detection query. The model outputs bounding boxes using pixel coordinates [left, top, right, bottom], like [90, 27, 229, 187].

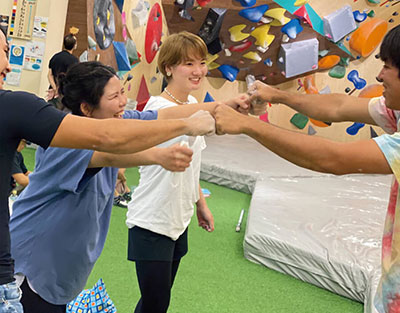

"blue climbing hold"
[346, 122, 365, 135]
[218, 64, 240, 82]
[204, 92, 215, 102]
[281, 19, 303, 39]
[234, 0, 256, 7]
[353, 10, 367, 23]
[347, 70, 367, 90]
[239, 5, 269, 23]
[370, 126, 378, 138]
[264, 58, 273, 67]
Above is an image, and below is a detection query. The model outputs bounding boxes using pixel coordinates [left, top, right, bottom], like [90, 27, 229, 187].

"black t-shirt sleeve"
[11, 152, 25, 175]
[49, 55, 55, 69]
[4, 91, 67, 148]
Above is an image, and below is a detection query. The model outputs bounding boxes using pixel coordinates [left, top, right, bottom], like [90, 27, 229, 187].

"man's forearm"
[274, 90, 350, 122]
[51, 115, 190, 154]
[242, 117, 345, 174]
[242, 116, 389, 175]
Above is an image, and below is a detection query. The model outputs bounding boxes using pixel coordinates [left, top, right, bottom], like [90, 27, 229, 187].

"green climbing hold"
[318, 50, 329, 58]
[290, 113, 309, 129]
[367, 0, 380, 4]
[329, 65, 346, 79]
[339, 57, 350, 67]
[367, 10, 375, 17]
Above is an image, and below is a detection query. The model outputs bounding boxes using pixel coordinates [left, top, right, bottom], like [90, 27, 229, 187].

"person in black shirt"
[9, 140, 31, 197]
[0, 28, 218, 312]
[46, 34, 79, 108]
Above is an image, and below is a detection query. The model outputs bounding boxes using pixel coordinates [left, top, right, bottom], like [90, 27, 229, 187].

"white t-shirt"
[126, 95, 206, 240]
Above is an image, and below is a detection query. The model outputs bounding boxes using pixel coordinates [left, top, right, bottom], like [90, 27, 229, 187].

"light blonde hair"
[158, 31, 208, 81]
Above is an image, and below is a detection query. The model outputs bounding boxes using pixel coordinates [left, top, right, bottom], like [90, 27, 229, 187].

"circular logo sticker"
[12, 46, 22, 57]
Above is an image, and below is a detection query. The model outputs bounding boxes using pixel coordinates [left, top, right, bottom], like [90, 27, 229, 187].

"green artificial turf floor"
[22, 148, 363, 313]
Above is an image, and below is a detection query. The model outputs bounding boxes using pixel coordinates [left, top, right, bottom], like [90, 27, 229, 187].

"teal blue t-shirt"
[9, 109, 157, 304]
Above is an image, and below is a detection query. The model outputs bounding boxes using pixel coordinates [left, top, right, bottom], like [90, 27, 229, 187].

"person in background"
[113, 168, 132, 208]
[9, 140, 31, 197]
[46, 33, 79, 109]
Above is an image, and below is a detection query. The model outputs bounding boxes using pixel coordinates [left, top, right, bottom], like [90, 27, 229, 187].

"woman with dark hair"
[8, 61, 199, 313]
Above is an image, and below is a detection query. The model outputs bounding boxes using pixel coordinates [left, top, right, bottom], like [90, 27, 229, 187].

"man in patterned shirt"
[214, 25, 400, 313]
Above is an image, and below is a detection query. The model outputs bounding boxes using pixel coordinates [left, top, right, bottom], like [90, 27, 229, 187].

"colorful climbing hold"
[349, 18, 388, 57]
[368, 10, 375, 17]
[358, 84, 384, 98]
[318, 55, 340, 69]
[329, 65, 346, 78]
[290, 113, 309, 129]
[229, 41, 252, 52]
[197, 0, 213, 6]
[208, 62, 220, 71]
[347, 70, 367, 89]
[294, 0, 309, 7]
[218, 64, 240, 82]
[228, 24, 250, 42]
[204, 92, 215, 102]
[239, 5, 270, 23]
[234, 0, 256, 7]
[243, 51, 262, 63]
[205, 53, 219, 66]
[353, 10, 367, 23]
[251, 24, 275, 48]
[318, 50, 329, 57]
[308, 125, 317, 135]
[264, 58, 273, 67]
[370, 126, 378, 138]
[339, 57, 350, 67]
[264, 8, 291, 26]
[346, 122, 365, 135]
[303, 75, 318, 94]
[281, 19, 303, 39]
[293, 5, 313, 27]
[259, 111, 269, 123]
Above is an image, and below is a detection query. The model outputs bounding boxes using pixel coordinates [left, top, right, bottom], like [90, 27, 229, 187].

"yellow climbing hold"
[228, 24, 250, 42]
[243, 51, 262, 63]
[207, 62, 220, 71]
[264, 8, 291, 26]
[205, 53, 219, 66]
[251, 24, 275, 48]
[294, 0, 309, 6]
[107, 10, 110, 21]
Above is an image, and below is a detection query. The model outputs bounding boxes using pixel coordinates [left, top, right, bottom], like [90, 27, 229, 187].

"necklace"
[164, 88, 190, 105]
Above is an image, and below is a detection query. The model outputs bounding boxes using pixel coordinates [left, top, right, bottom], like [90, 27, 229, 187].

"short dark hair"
[63, 34, 76, 50]
[58, 61, 117, 116]
[380, 24, 400, 77]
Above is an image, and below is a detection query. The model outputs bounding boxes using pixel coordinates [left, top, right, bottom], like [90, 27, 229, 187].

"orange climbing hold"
[303, 75, 318, 94]
[349, 18, 388, 57]
[318, 55, 340, 70]
[358, 84, 384, 98]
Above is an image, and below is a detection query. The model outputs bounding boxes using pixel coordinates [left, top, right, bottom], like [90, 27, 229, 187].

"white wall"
[0, 0, 69, 97]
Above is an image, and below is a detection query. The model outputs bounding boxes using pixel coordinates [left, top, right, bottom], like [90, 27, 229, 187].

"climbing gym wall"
[84, 0, 400, 142]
